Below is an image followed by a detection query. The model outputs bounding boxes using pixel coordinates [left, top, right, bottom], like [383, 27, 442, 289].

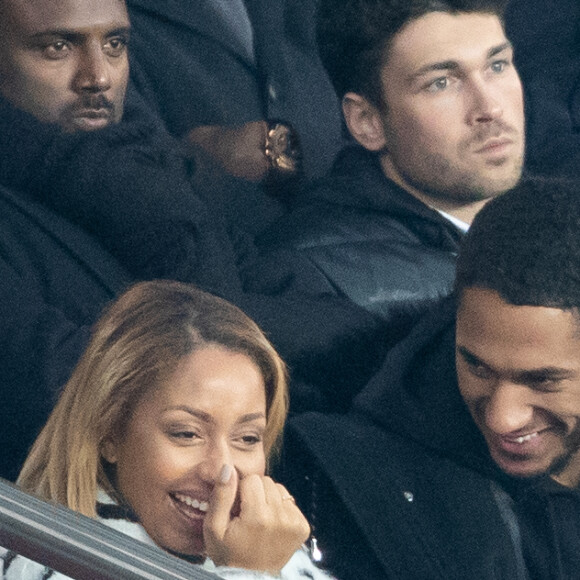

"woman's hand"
[203, 464, 311, 574]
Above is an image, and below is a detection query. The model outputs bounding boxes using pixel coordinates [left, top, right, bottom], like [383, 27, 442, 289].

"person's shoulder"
[257, 181, 409, 252]
[258, 144, 447, 252]
[257, 193, 353, 250]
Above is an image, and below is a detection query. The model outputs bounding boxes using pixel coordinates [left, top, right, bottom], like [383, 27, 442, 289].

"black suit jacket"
[0, 185, 131, 481]
[127, 0, 345, 232]
[127, 0, 343, 178]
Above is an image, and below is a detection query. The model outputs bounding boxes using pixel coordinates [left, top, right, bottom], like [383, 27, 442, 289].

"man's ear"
[101, 438, 118, 464]
[342, 92, 387, 152]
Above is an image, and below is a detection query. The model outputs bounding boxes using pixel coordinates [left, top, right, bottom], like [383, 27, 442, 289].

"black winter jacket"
[126, 0, 346, 233]
[281, 297, 580, 580]
[259, 146, 463, 347]
[127, 0, 344, 180]
[0, 93, 390, 417]
[0, 183, 131, 481]
[505, 0, 580, 179]
[0, 90, 244, 297]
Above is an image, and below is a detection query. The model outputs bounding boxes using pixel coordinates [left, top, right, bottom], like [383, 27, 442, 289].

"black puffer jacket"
[259, 145, 463, 346]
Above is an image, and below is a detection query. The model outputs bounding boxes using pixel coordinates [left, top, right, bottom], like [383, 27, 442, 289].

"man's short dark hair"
[317, 0, 509, 107]
[455, 178, 580, 312]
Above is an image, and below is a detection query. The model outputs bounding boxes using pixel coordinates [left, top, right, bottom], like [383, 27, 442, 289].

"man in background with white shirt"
[259, 0, 525, 349]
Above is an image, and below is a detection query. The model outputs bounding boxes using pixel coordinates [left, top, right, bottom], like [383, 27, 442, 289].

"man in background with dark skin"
[0, 0, 134, 482]
[0, 0, 129, 131]
[0, 0, 387, 480]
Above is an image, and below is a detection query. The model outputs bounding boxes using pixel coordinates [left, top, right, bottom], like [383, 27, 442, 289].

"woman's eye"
[239, 434, 263, 446]
[169, 430, 198, 440]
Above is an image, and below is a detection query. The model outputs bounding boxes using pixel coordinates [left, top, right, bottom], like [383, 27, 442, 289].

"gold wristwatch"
[263, 120, 302, 196]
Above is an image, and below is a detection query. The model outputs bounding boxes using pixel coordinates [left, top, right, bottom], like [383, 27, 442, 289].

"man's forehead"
[384, 11, 508, 77]
[456, 288, 580, 357]
[0, 0, 129, 35]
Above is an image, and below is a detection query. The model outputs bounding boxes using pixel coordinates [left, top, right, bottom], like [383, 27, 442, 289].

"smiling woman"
[4, 280, 332, 580]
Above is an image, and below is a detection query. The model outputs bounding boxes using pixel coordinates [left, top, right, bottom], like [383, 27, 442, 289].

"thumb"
[203, 464, 238, 543]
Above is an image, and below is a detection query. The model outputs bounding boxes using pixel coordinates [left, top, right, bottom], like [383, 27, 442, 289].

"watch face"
[265, 123, 301, 173]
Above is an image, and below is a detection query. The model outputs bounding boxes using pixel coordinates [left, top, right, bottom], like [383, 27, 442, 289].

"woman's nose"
[197, 441, 233, 483]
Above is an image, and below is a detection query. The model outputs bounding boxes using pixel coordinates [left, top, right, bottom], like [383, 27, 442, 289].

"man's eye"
[104, 36, 128, 57]
[490, 60, 509, 73]
[425, 77, 449, 93]
[528, 379, 559, 393]
[43, 41, 70, 60]
[467, 362, 493, 380]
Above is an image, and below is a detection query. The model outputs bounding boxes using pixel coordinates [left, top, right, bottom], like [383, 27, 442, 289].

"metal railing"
[0, 478, 219, 580]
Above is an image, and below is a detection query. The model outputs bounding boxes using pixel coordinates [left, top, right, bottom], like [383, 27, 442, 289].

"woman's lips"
[170, 492, 208, 523]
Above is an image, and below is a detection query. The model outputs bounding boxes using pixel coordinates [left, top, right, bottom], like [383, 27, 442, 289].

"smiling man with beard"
[284, 178, 580, 580]
[259, 0, 525, 349]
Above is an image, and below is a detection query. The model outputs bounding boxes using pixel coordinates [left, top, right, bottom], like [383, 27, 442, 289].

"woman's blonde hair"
[18, 280, 288, 517]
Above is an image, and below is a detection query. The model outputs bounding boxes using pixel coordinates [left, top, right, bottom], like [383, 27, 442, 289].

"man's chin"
[489, 446, 549, 480]
[496, 461, 545, 480]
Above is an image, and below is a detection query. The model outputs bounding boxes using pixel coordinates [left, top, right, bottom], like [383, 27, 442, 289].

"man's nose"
[73, 44, 112, 93]
[467, 79, 503, 125]
[485, 382, 534, 435]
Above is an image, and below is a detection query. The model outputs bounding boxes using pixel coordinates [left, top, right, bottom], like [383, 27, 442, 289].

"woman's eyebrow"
[237, 412, 267, 424]
[164, 407, 265, 424]
[164, 405, 212, 422]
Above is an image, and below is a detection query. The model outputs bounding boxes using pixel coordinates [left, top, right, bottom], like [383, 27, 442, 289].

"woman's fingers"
[203, 464, 238, 545]
[242, 476, 311, 546]
[276, 482, 296, 504]
[203, 473, 311, 573]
